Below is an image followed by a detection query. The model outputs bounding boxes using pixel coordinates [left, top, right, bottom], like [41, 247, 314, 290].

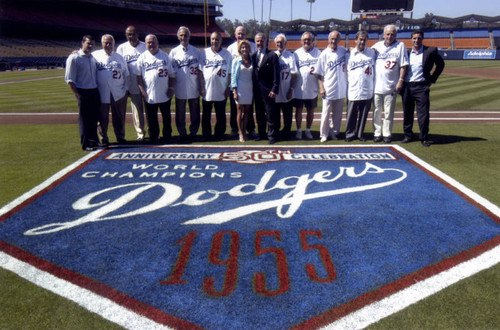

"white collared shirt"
[65, 49, 98, 89]
[407, 46, 425, 82]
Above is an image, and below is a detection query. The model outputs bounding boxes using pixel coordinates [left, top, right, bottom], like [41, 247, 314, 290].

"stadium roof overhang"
[271, 14, 500, 32]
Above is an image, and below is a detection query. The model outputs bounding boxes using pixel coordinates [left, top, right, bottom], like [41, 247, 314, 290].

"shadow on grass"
[392, 132, 486, 145]
[429, 134, 486, 145]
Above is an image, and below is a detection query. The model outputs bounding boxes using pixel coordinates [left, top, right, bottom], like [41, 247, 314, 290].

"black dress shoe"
[383, 137, 392, 143]
[359, 136, 366, 142]
[268, 138, 277, 145]
[345, 137, 355, 142]
[373, 136, 382, 143]
[401, 137, 412, 144]
[421, 141, 431, 147]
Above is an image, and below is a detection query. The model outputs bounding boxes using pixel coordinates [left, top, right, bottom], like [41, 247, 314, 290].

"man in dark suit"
[252, 32, 280, 144]
[401, 29, 445, 147]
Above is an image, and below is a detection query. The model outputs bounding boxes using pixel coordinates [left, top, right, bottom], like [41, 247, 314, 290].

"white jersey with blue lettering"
[316, 46, 348, 100]
[293, 46, 321, 100]
[372, 40, 408, 94]
[92, 50, 129, 103]
[347, 47, 376, 101]
[275, 49, 298, 103]
[116, 41, 146, 94]
[201, 47, 233, 102]
[136, 49, 175, 104]
[170, 44, 202, 99]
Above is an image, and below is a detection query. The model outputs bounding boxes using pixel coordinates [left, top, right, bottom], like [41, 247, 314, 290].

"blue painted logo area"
[1, 146, 499, 328]
[463, 50, 496, 59]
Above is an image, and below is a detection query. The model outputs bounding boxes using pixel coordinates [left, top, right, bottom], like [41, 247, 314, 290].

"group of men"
[65, 24, 444, 150]
[311, 24, 444, 146]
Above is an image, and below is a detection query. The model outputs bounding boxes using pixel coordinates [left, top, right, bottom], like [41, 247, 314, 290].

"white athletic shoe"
[304, 130, 313, 140]
[296, 129, 302, 140]
[320, 136, 328, 143]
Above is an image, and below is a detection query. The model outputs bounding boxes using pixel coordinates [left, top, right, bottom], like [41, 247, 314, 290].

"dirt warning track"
[1, 111, 499, 125]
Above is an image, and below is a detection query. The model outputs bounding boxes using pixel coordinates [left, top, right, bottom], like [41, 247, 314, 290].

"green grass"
[1, 61, 499, 113]
[1, 61, 499, 329]
[443, 60, 500, 69]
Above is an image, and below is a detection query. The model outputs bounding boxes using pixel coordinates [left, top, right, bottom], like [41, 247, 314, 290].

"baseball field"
[0, 60, 499, 328]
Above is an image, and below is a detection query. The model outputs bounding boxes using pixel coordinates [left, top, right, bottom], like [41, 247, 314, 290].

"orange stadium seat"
[454, 38, 491, 49]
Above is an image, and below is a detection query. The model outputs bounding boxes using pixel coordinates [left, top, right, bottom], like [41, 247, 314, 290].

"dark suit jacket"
[251, 49, 280, 96]
[408, 46, 445, 84]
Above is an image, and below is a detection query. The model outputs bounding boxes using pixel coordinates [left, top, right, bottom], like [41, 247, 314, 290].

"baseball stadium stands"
[0, 0, 225, 70]
[1, 0, 499, 70]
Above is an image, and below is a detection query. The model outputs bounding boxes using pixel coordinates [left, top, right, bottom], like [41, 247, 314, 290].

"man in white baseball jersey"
[345, 31, 376, 142]
[200, 31, 232, 141]
[293, 31, 321, 140]
[316, 30, 348, 142]
[116, 26, 147, 141]
[274, 33, 297, 140]
[65, 35, 100, 151]
[372, 24, 408, 143]
[93, 34, 129, 145]
[136, 34, 176, 143]
[227, 25, 258, 139]
[170, 26, 203, 142]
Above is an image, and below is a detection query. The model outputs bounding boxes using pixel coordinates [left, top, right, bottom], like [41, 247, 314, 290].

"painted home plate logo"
[1, 145, 499, 329]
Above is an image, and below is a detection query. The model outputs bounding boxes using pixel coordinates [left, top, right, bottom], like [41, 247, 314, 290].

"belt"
[406, 80, 427, 87]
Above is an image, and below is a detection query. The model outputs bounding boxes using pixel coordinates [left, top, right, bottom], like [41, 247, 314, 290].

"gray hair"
[101, 34, 115, 45]
[255, 32, 266, 41]
[177, 26, 191, 37]
[274, 33, 287, 44]
[301, 31, 315, 41]
[384, 24, 397, 33]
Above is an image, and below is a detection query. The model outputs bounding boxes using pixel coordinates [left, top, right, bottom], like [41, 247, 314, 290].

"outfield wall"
[439, 50, 499, 60]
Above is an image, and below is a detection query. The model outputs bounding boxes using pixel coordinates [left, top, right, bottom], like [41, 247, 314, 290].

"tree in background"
[216, 18, 271, 41]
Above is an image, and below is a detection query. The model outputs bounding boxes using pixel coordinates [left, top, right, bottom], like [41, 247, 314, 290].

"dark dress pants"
[277, 100, 293, 139]
[263, 94, 279, 141]
[77, 88, 100, 149]
[345, 99, 372, 140]
[402, 82, 430, 141]
[202, 99, 227, 140]
[145, 100, 172, 142]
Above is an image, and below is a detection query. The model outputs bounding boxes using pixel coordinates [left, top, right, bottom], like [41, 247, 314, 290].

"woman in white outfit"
[230, 40, 253, 142]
